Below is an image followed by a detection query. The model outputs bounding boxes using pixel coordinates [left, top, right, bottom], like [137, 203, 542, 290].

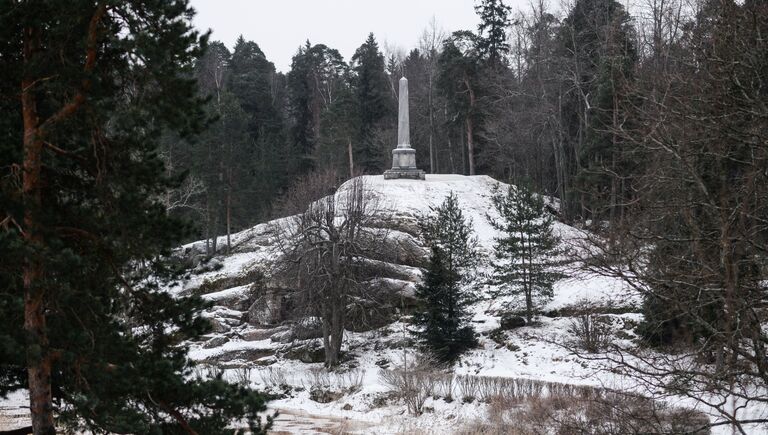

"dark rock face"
[247, 290, 287, 326]
[283, 344, 325, 363]
[346, 303, 397, 333]
[201, 347, 274, 364]
[499, 315, 527, 330]
[309, 388, 343, 403]
[208, 317, 232, 333]
[203, 336, 229, 349]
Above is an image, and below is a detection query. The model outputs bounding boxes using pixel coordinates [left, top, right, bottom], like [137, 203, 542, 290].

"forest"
[169, 0, 766, 256]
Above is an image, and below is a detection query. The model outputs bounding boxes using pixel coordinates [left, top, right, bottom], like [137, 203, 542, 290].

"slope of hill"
[164, 175, 676, 432]
[158, 174, 768, 434]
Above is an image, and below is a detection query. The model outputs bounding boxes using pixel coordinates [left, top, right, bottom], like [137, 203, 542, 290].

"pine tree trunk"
[465, 116, 475, 176]
[428, 74, 436, 173]
[347, 137, 354, 178]
[463, 72, 476, 176]
[22, 27, 56, 435]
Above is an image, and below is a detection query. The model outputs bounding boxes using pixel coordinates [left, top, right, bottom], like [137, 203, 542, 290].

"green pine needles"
[0, 2, 271, 433]
[487, 183, 565, 323]
[415, 192, 479, 363]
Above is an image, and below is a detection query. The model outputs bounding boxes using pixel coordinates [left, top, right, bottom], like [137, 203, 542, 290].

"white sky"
[190, 0, 533, 73]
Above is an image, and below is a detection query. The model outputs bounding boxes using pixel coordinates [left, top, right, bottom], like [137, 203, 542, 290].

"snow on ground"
[3, 175, 766, 434]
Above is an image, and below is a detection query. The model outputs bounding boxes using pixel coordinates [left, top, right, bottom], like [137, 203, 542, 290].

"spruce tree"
[0, 2, 270, 433]
[351, 33, 394, 173]
[488, 183, 563, 323]
[475, 0, 512, 66]
[414, 248, 477, 363]
[416, 193, 479, 363]
[228, 37, 288, 227]
[421, 192, 480, 283]
[287, 42, 350, 175]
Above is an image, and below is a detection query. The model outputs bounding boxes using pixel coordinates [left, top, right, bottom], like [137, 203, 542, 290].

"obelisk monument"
[384, 77, 425, 180]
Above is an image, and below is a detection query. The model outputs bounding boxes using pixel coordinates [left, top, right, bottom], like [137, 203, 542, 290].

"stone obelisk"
[384, 77, 425, 180]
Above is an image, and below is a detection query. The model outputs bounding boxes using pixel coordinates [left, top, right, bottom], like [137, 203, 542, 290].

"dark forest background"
[165, 0, 767, 259]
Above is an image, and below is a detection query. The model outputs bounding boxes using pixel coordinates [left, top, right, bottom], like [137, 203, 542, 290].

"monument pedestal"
[384, 168, 426, 180]
[384, 147, 425, 179]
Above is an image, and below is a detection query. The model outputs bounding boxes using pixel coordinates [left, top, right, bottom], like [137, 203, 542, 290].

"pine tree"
[475, 0, 512, 66]
[414, 247, 477, 363]
[351, 33, 395, 173]
[558, 0, 637, 221]
[488, 183, 564, 322]
[0, 2, 270, 433]
[288, 42, 351, 175]
[437, 31, 483, 175]
[416, 192, 479, 363]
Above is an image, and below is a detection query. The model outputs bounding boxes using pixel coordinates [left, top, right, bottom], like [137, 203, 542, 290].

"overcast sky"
[190, 0, 532, 73]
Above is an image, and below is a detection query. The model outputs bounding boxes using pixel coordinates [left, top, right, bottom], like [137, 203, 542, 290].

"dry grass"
[459, 392, 711, 435]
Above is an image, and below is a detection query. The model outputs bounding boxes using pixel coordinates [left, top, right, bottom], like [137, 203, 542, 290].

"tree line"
[171, 0, 733, 248]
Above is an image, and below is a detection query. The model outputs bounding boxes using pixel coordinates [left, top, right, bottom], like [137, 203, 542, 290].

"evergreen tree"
[437, 31, 484, 175]
[557, 0, 637, 221]
[421, 192, 480, 284]
[317, 78, 360, 177]
[0, 2, 270, 433]
[351, 33, 395, 173]
[488, 183, 563, 322]
[415, 193, 479, 363]
[288, 42, 350, 174]
[228, 36, 288, 225]
[475, 0, 512, 66]
[414, 247, 477, 364]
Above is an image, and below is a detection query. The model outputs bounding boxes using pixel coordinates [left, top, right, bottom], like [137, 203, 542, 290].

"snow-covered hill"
[162, 175, 648, 431]
[2, 175, 762, 433]
[165, 174, 761, 434]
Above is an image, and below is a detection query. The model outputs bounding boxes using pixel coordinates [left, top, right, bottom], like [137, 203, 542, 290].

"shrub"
[568, 312, 613, 353]
[379, 356, 438, 415]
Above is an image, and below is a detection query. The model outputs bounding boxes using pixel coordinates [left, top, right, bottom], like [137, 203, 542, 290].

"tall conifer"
[351, 33, 394, 173]
[0, 2, 270, 433]
[415, 193, 479, 363]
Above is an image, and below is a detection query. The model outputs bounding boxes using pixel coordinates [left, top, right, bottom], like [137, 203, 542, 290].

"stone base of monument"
[383, 168, 426, 180]
[384, 146, 426, 180]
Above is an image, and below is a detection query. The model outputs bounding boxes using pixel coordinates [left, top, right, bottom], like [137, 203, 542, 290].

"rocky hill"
[151, 174, 707, 433]
[169, 175, 633, 366]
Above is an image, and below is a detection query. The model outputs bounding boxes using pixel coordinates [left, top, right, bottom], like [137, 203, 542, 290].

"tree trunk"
[226, 186, 231, 254]
[22, 26, 56, 435]
[428, 74, 436, 173]
[465, 116, 475, 176]
[329, 304, 344, 367]
[347, 136, 354, 178]
[463, 72, 477, 176]
[321, 314, 332, 367]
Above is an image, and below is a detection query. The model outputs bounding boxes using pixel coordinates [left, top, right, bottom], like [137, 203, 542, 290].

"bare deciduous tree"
[271, 173, 388, 367]
[572, 2, 768, 432]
